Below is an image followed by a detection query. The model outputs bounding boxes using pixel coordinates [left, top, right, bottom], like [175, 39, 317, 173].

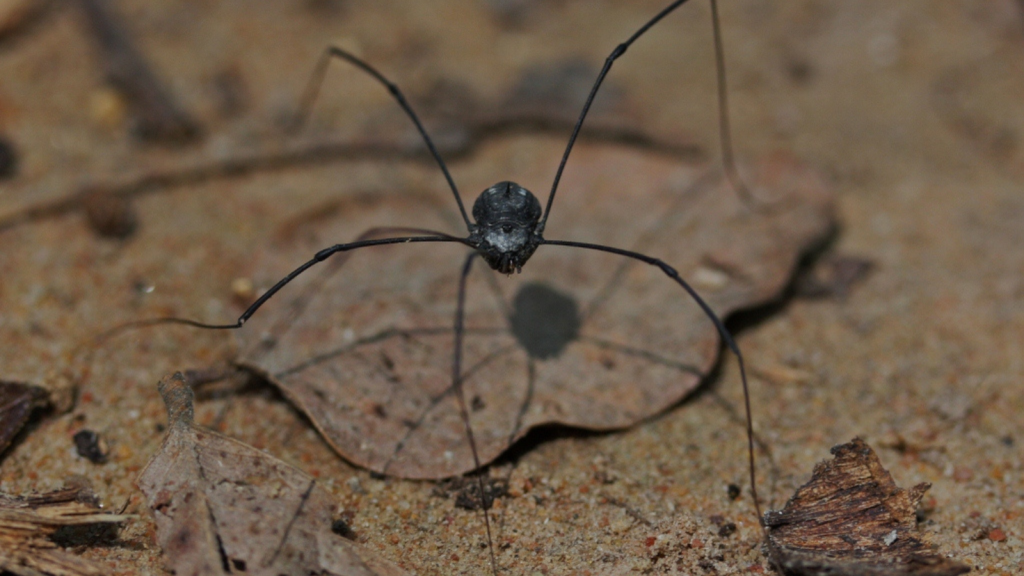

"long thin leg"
[380, 341, 518, 477]
[451, 252, 498, 574]
[253, 226, 461, 348]
[292, 46, 473, 229]
[539, 0, 757, 231]
[710, 0, 753, 205]
[87, 233, 467, 347]
[581, 168, 720, 323]
[540, 238, 765, 536]
[538, 0, 694, 233]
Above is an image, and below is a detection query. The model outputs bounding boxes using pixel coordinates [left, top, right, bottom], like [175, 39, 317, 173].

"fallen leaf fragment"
[765, 437, 970, 576]
[0, 482, 128, 576]
[137, 372, 409, 576]
[0, 380, 49, 458]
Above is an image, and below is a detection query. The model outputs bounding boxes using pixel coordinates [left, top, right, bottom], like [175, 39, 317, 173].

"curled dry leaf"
[0, 482, 128, 576]
[765, 437, 971, 576]
[0, 380, 49, 458]
[236, 151, 835, 479]
[137, 372, 408, 576]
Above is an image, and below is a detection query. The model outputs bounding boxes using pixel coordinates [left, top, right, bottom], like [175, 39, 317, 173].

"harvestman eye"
[99, 1, 772, 573]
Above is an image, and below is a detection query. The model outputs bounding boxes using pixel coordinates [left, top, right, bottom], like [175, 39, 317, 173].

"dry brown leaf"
[0, 482, 128, 576]
[235, 152, 835, 479]
[0, 380, 48, 458]
[137, 372, 409, 576]
[765, 437, 971, 576]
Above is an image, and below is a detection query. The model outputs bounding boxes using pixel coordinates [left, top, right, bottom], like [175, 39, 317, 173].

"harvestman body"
[120, 0, 769, 572]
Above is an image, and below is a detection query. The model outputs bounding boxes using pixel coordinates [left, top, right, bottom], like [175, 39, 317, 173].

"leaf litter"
[0, 480, 128, 576]
[137, 372, 409, 576]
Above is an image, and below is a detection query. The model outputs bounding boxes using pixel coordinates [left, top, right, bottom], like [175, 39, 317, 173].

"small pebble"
[73, 429, 109, 464]
[331, 517, 356, 539]
[988, 528, 1007, 542]
[231, 277, 255, 304]
[90, 87, 128, 131]
[726, 483, 741, 500]
[82, 189, 137, 239]
[952, 466, 974, 483]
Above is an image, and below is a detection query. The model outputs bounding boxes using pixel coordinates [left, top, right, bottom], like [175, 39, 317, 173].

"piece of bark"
[0, 483, 128, 576]
[0, 380, 49, 458]
[236, 152, 835, 479]
[137, 372, 409, 576]
[765, 437, 971, 576]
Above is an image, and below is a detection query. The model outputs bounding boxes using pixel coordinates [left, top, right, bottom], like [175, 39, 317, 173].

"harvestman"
[118, 0, 769, 571]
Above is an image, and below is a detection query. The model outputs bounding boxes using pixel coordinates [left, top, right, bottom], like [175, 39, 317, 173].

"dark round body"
[469, 181, 543, 273]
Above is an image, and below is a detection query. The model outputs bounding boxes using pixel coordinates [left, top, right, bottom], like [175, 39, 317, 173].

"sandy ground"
[0, 0, 1022, 574]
